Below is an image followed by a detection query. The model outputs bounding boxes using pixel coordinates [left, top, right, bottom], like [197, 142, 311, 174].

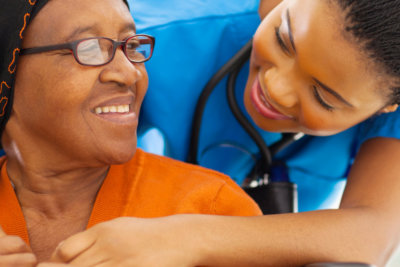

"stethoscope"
[186, 39, 304, 214]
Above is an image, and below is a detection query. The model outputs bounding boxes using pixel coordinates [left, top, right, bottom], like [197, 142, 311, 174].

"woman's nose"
[99, 49, 144, 86]
[263, 69, 298, 109]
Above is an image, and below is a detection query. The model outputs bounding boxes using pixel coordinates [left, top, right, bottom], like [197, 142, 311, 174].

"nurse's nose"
[263, 69, 298, 109]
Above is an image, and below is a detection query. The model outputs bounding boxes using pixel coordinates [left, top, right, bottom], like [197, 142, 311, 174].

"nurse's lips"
[250, 76, 292, 120]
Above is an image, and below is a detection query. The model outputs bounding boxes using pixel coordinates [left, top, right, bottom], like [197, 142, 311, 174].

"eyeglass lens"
[126, 36, 152, 62]
[76, 36, 152, 65]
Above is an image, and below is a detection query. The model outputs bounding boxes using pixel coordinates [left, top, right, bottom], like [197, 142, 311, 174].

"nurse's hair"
[335, 0, 400, 104]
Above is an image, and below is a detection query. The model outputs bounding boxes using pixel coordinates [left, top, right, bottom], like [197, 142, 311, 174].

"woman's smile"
[92, 95, 138, 125]
[250, 73, 293, 120]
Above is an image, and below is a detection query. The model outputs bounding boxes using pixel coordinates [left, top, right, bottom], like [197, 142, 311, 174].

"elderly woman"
[0, 0, 261, 265]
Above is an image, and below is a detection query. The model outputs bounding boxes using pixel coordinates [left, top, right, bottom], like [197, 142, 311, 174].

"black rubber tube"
[226, 44, 272, 173]
[187, 40, 254, 164]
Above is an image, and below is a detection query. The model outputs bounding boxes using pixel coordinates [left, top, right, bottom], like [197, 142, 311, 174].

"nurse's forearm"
[259, 0, 283, 19]
[189, 209, 393, 267]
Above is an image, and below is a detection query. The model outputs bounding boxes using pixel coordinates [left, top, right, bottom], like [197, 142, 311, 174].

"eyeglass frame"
[20, 34, 155, 66]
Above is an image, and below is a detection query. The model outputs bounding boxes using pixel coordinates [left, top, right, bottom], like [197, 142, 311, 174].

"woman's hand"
[49, 216, 201, 267]
[0, 225, 38, 267]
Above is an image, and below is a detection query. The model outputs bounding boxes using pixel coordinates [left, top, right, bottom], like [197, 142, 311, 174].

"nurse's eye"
[313, 86, 334, 111]
[275, 27, 290, 55]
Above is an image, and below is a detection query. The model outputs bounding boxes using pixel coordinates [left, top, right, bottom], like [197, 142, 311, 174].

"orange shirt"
[0, 149, 261, 244]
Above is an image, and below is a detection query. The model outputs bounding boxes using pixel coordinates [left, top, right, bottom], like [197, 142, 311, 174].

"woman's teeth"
[95, 105, 130, 114]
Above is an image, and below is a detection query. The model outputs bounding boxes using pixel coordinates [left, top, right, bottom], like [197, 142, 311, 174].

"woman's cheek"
[136, 67, 148, 103]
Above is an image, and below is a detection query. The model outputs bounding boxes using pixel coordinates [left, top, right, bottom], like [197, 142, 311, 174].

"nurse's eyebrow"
[286, 9, 353, 108]
[286, 9, 296, 53]
[313, 78, 354, 107]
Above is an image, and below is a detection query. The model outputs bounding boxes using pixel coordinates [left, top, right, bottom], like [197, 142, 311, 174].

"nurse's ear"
[379, 104, 399, 114]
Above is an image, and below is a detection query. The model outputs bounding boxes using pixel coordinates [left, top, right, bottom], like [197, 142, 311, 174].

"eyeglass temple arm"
[21, 43, 73, 55]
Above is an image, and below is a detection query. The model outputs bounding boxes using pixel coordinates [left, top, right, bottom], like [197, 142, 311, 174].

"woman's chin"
[97, 140, 138, 165]
[105, 148, 137, 165]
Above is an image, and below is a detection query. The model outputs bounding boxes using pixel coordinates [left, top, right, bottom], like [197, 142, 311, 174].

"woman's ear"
[379, 104, 399, 114]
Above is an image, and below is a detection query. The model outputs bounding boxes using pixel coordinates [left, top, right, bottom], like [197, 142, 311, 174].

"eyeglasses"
[20, 34, 155, 66]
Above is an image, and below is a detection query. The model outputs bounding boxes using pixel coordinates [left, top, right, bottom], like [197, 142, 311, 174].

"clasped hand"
[1, 216, 198, 267]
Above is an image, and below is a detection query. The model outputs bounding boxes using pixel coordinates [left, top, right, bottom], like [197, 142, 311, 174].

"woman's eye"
[126, 40, 140, 50]
[312, 86, 334, 111]
[274, 27, 290, 55]
[79, 44, 98, 52]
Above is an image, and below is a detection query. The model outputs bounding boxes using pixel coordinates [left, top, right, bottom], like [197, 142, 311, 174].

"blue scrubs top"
[130, 0, 400, 212]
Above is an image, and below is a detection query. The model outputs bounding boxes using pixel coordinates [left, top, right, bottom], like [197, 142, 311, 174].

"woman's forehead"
[26, 0, 134, 44]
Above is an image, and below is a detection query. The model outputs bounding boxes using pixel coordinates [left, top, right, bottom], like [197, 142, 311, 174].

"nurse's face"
[10, 0, 148, 165]
[244, 0, 397, 135]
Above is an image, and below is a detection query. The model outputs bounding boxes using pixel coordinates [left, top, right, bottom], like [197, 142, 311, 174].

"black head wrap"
[0, 0, 129, 147]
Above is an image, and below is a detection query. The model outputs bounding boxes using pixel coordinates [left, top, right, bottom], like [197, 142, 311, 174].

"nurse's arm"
[188, 137, 400, 266]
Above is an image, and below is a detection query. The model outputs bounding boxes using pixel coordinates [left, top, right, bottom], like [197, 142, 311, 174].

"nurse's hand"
[50, 216, 198, 267]
[0, 225, 37, 267]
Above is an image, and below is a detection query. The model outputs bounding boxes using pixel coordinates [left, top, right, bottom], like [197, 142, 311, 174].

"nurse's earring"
[379, 104, 398, 114]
